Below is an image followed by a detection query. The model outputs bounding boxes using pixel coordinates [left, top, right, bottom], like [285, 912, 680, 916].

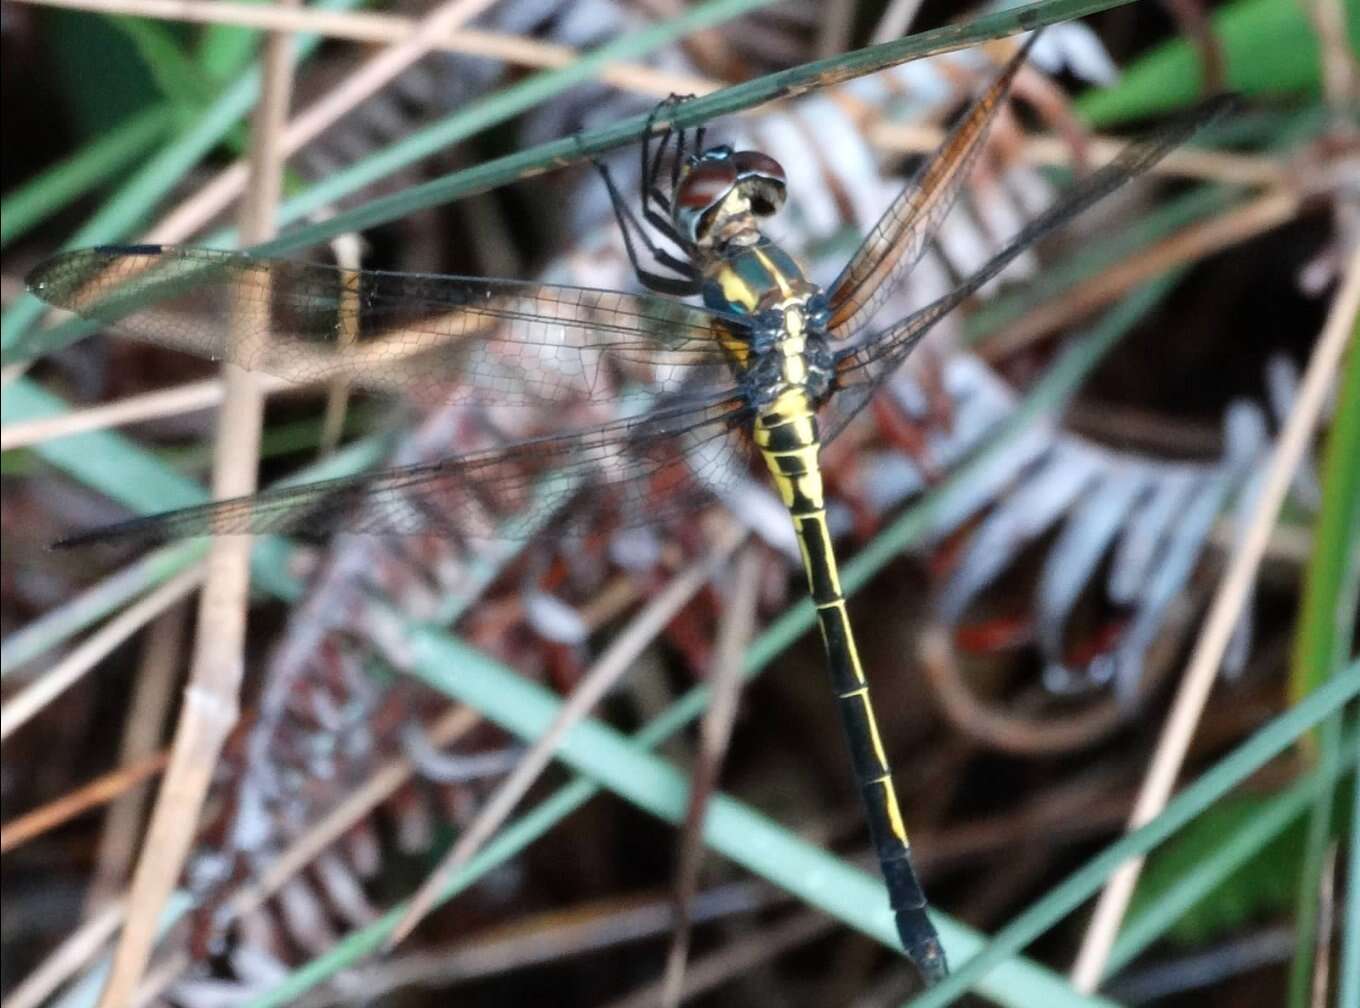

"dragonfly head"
[674, 147, 787, 248]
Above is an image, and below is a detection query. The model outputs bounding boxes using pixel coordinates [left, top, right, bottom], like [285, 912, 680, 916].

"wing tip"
[25, 244, 166, 302]
[49, 512, 176, 551]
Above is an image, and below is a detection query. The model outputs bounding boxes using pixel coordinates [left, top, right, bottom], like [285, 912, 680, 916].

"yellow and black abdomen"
[754, 389, 947, 981]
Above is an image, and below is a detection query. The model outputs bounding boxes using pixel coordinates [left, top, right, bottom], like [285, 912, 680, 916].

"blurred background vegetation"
[2, 1, 1357, 1006]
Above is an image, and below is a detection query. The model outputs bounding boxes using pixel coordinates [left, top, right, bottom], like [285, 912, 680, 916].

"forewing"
[823, 94, 1239, 444]
[824, 34, 1037, 342]
[53, 392, 754, 549]
[26, 245, 737, 407]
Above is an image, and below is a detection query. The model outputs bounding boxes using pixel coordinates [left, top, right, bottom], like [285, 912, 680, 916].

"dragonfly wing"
[53, 392, 754, 550]
[26, 245, 739, 408]
[823, 34, 1037, 343]
[824, 94, 1239, 444]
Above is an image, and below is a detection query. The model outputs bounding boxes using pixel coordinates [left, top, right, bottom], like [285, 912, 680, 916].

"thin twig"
[1311, 845, 1338, 1008]
[0, 750, 169, 853]
[870, 0, 927, 45]
[85, 606, 185, 911]
[10, 0, 720, 100]
[386, 520, 749, 949]
[295, 882, 780, 1007]
[146, 0, 502, 245]
[317, 232, 362, 457]
[981, 188, 1301, 361]
[226, 705, 480, 921]
[0, 564, 204, 741]
[1070, 245, 1360, 991]
[91, 10, 297, 1003]
[661, 543, 764, 1008]
[606, 910, 834, 1008]
[870, 122, 1288, 188]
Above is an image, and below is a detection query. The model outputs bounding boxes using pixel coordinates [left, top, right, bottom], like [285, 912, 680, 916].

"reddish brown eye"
[675, 161, 737, 212]
[732, 150, 786, 185]
[674, 159, 738, 242]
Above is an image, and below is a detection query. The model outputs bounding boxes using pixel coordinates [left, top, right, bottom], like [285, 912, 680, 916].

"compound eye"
[731, 151, 787, 217]
[732, 151, 785, 185]
[674, 159, 738, 242]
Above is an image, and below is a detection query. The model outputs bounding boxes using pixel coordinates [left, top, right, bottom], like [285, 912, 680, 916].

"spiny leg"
[591, 155, 703, 297]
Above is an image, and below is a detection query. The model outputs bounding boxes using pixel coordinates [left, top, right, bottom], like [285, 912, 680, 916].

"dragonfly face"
[671, 145, 788, 248]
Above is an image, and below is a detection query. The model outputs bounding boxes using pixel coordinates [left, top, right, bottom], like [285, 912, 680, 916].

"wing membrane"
[54, 392, 754, 549]
[27, 245, 740, 408]
[823, 95, 1239, 443]
[824, 34, 1037, 342]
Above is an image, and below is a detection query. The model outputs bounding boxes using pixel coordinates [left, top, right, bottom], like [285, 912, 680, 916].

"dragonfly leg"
[592, 156, 703, 297]
[640, 94, 694, 221]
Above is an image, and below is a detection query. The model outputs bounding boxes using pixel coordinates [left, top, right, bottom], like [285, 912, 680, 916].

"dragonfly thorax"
[673, 145, 787, 248]
[737, 294, 836, 413]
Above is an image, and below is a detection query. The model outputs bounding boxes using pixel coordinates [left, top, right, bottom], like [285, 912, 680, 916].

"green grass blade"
[226, 0, 1138, 259]
[904, 668, 1360, 1008]
[3, 379, 205, 513]
[110, 15, 220, 110]
[1076, 0, 1358, 125]
[1341, 750, 1360, 1008]
[1108, 745, 1360, 976]
[0, 105, 172, 249]
[1285, 308, 1360, 1008]
[0, 376, 393, 610]
[1287, 713, 1346, 1008]
[194, 0, 267, 82]
[1290, 314, 1360, 697]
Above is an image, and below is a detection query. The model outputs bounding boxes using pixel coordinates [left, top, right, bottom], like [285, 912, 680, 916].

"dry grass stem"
[293, 883, 779, 1007]
[0, 564, 204, 741]
[870, 123, 1288, 188]
[0, 374, 293, 451]
[85, 607, 185, 911]
[387, 520, 749, 949]
[661, 543, 764, 1008]
[1070, 244, 1360, 991]
[869, 0, 928, 45]
[981, 188, 1301, 361]
[92, 12, 297, 1003]
[606, 911, 834, 1008]
[317, 232, 363, 456]
[1, 899, 127, 1008]
[11, 0, 720, 100]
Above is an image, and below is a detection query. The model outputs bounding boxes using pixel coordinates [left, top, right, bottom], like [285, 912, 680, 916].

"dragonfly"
[26, 31, 1231, 984]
